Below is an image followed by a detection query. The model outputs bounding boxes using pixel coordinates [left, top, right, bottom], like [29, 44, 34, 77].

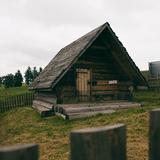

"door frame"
[76, 68, 92, 101]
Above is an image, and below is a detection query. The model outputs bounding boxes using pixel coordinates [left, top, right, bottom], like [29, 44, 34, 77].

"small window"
[108, 80, 118, 84]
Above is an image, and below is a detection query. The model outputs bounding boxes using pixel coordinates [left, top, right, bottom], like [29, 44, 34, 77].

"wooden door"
[76, 69, 91, 101]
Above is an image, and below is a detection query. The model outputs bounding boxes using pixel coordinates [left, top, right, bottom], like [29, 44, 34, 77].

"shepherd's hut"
[29, 22, 147, 119]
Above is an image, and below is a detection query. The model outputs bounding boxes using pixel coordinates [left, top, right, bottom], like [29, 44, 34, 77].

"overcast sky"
[0, 0, 160, 76]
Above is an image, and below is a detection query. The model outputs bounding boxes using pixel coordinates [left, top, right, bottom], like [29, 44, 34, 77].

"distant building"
[149, 61, 160, 78]
[148, 61, 160, 89]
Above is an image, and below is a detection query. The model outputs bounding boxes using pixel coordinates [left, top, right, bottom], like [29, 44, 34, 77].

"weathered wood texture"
[70, 124, 126, 160]
[35, 92, 57, 104]
[30, 22, 147, 104]
[32, 92, 56, 117]
[0, 93, 34, 113]
[55, 44, 133, 103]
[56, 102, 141, 120]
[149, 109, 160, 160]
[32, 101, 54, 117]
[30, 23, 108, 90]
[0, 144, 39, 160]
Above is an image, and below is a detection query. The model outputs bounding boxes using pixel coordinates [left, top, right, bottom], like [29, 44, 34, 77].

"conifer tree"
[39, 67, 43, 73]
[32, 67, 39, 80]
[24, 66, 33, 85]
[3, 74, 14, 88]
[14, 70, 23, 87]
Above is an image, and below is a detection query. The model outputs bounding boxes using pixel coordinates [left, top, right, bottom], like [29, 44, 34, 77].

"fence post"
[0, 144, 39, 160]
[70, 124, 126, 160]
[149, 108, 160, 160]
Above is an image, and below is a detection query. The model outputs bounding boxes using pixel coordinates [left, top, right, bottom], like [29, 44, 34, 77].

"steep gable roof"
[29, 22, 147, 90]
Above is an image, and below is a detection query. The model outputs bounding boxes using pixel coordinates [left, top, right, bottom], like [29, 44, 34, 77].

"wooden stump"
[0, 144, 39, 160]
[70, 124, 126, 160]
[149, 108, 160, 160]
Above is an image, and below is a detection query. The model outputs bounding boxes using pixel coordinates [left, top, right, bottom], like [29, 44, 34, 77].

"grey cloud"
[0, 0, 160, 76]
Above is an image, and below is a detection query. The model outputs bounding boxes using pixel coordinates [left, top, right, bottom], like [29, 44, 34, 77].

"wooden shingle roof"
[29, 22, 147, 90]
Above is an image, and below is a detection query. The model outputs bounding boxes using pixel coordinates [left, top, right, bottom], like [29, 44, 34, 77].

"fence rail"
[1, 108, 160, 159]
[0, 92, 34, 113]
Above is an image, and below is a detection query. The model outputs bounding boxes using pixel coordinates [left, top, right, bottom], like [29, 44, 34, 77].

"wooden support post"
[70, 124, 126, 160]
[0, 144, 39, 160]
[149, 108, 160, 160]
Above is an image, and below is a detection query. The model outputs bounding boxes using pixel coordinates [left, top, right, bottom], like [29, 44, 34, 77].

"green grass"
[0, 85, 30, 100]
[0, 91, 160, 160]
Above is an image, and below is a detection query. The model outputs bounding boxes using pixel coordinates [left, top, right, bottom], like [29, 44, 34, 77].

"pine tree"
[32, 67, 39, 80]
[39, 67, 43, 73]
[3, 74, 14, 88]
[14, 70, 23, 87]
[24, 66, 33, 85]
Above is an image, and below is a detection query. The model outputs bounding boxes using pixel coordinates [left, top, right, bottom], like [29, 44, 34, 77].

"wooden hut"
[29, 22, 147, 118]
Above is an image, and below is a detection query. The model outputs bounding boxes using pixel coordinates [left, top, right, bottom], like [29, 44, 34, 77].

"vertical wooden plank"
[16, 95, 18, 107]
[1, 101, 4, 112]
[70, 124, 126, 160]
[28, 93, 30, 106]
[17, 95, 19, 107]
[32, 93, 34, 106]
[20, 95, 22, 107]
[0, 101, 2, 113]
[24, 93, 26, 106]
[84, 71, 87, 101]
[4, 100, 6, 112]
[83, 70, 85, 101]
[2, 101, 4, 112]
[28, 94, 31, 106]
[77, 70, 80, 102]
[12, 96, 14, 108]
[149, 108, 160, 160]
[23, 93, 27, 107]
[89, 69, 92, 101]
[87, 69, 89, 101]
[19, 95, 21, 107]
[24, 93, 27, 106]
[8, 98, 10, 110]
[5, 99, 7, 111]
[21, 94, 23, 107]
[6, 98, 10, 110]
[0, 144, 39, 160]
[10, 97, 13, 110]
[13, 96, 15, 108]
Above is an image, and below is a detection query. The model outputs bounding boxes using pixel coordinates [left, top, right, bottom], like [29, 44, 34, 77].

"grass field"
[0, 85, 30, 100]
[0, 90, 160, 160]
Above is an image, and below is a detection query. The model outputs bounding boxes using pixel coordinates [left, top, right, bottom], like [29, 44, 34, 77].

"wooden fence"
[1, 108, 160, 160]
[0, 93, 34, 113]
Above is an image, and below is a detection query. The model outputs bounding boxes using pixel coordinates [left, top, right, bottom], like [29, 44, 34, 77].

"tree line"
[0, 66, 42, 88]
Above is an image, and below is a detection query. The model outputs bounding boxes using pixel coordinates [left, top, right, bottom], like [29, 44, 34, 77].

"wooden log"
[33, 100, 54, 110]
[0, 143, 39, 160]
[70, 124, 126, 160]
[0, 103, 1, 113]
[35, 96, 56, 104]
[149, 108, 160, 160]
[66, 110, 115, 120]
[32, 104, 53, 117]
[63, 102, 140, 115]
